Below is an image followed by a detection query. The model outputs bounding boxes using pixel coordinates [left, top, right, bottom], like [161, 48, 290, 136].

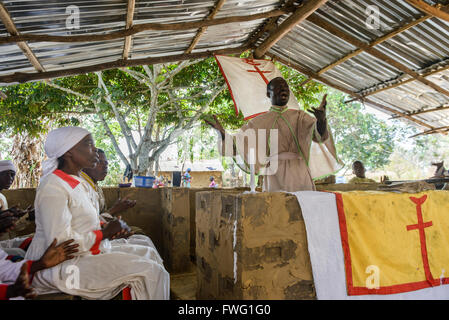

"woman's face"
[66, 134, 99, 169]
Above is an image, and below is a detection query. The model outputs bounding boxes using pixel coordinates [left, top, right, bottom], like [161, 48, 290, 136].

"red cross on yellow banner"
[335, 190, 449, 295]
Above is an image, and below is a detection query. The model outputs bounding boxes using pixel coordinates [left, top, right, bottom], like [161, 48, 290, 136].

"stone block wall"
[189, 187, 249, 260]
[102, 187, 163, 253]
[160, 187, 191, 274]
[196, 191, 315, 300]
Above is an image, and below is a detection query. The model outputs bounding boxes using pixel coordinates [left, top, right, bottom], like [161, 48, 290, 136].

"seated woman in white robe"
[80, 149, 163, 265]
[25, 127, 170, 300]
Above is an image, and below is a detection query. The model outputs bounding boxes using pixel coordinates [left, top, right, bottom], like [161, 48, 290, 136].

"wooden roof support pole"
[361, 62, 449, 97]
[266, 52, 439, 131]
[409, 126, 449, 138]
[254, 0, 328, 59]
[185, 0, 227, 54]
[405, 0, 449, 23]
[0, 2, 45, 72]
[122, 0, 136, 60]
[317, 14, 431, 75]
[390, 105, 449, 119]
[307, 15, 449, 99]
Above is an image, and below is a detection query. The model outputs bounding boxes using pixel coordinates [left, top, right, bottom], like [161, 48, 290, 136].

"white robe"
[0, 249, 30, 284]
[0, 248, 32, 300]
[0, 236, 30, 257]
[0, 192, 7, 211]
[80, 172, 163, 265]
[25, 170, 169, 300]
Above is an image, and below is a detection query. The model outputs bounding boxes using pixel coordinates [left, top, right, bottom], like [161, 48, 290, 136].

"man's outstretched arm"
[309, 94, 329, 140]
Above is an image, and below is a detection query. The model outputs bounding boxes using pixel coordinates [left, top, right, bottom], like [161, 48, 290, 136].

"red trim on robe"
[19, 237, 33, 251]
[90, 230, 103, 255]
[0, 284, 8, 300]
[53, 169, 80, 189]
[122, 287, 132, 300]
[26, 260, 35, 283]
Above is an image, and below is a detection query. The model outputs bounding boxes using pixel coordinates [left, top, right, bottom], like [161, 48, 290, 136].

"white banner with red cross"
[214, 55, 343, 179]
[215, 55, 300, 120]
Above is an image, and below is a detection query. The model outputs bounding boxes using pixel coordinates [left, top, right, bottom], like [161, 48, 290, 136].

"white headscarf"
[0, 160, 16, 173]
[42, 126, 91, 178]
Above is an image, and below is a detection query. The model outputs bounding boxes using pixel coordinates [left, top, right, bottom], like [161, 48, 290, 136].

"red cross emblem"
[407, 195, 439, 286]
[243, 58, 271, 84]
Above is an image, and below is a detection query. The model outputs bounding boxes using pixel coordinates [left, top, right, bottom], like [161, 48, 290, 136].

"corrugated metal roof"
[0, 0, 280, 76]
[269, 0, 449, 131]
[2, 0, 449, 133]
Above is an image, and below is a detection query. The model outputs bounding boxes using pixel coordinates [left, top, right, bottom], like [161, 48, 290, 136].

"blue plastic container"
[134, 176, 155, 188]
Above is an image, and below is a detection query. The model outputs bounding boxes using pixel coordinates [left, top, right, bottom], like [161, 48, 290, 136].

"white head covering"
[42, 126, 91, 178]
[0, 160, 16, 173]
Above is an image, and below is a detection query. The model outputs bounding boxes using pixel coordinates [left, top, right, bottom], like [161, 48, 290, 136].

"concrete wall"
[102, 187, 163, 254]
[196, 191, 315, 300]
[188, 187, 250, 260]
[160, 188, 191, 273]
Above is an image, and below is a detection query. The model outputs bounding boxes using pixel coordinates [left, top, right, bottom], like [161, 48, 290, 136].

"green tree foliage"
[326, 90, 396, 172]
[0, 81, 85, 136]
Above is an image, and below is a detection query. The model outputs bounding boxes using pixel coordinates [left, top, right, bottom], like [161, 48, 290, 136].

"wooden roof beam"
[390, 104, 449, 119]
[405, 0, 449, 23]
[0, 8, 289, 45]
[122, 0, 136, 60]
[317, 14, 431, 75]
[359, 60, 449, 97]
[0, 45, 251, 84]
[185, 0, 227, 54]
[409, 125, 449, 138]
[0, 2, 45, 72]
[307, 15, 449, 100]
[254, 0, 328, 59]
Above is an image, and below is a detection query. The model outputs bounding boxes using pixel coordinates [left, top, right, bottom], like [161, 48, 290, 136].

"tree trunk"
[11, 133, 43, 188]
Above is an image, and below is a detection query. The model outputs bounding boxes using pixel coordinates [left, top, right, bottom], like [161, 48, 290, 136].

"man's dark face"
[352, 162, 366, 178]
[0, 170, 15, 190]
[267, 78, 290, 107]
[83, 152, 108, 183]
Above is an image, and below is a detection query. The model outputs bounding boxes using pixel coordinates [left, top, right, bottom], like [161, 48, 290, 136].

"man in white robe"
[206, 77, 334, 192]
[25, 127, 170, 300]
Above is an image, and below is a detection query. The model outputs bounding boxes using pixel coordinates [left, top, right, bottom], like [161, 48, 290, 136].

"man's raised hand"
[310, 94, 328, 121]
[108, 195, 137, 216]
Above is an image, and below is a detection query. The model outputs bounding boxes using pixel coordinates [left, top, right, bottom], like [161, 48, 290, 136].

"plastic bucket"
[134, 176, 155, 188]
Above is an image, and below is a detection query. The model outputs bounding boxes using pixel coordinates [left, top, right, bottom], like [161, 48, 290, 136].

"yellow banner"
[336, 190, 449, 295]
